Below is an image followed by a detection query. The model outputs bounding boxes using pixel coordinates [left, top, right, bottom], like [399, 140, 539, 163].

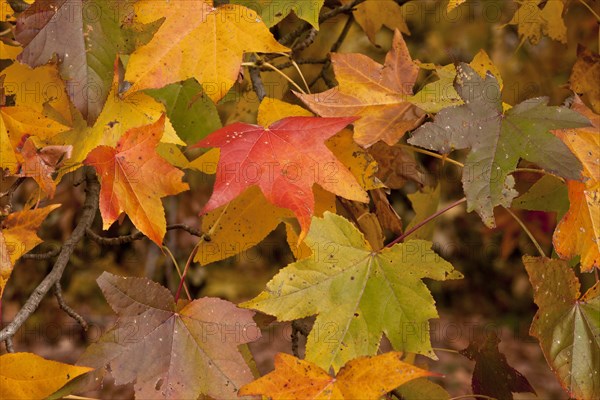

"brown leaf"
[79, 272, 260, 399]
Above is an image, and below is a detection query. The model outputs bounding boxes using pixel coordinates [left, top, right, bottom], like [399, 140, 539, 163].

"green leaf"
[15, 0, 132, 124]
[409, 63, 590, 228]
[523, 256, 600, 400]
[513, 175, 569, 218]
[393, 378, 450, 400]
[230, 0, 324, 29]
[406, 185, 441, 241]
[242, 212, 462, 371]
[145, 79, 222, 145]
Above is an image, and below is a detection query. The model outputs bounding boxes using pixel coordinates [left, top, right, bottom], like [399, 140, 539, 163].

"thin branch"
[292, 27, 318, 53]
[386, 197, 467, 247]
[22, 246, 61, 260]
[450, 395, 497, 400]
[398, 144, 465, 167]
[279, 0, 366, 46]
[4, 337, 14, 353]
[291, 321, 302, 357]
[248, 54, 267, 102]
[0, 167, 100, 342]
[577, 0, 600, 21]
[503, 207, 546, 257]
[53, 282, 88, 331]
[85, 224, 202, 246]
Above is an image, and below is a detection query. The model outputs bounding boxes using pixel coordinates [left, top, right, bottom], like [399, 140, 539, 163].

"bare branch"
[0, 167, 100, 342]
[86, 224, 203, 246]
[4, 337, 14, 353]
[248, 54, 267, 102]
[22, 246, 61, 260]
[53, 282, 88, 331]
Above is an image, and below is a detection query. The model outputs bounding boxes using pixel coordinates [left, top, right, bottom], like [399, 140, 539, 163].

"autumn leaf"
[84, 116, 189, 246]
[18, 137, 72, 197]
[405, 185, 442, 241]
[505, 0, 567, 46]
[513, 175, 569, 217]
[0, 352, 92, 400]
[296, 29, 424, 147]
[2, 61, 71, 123]
[394, 378, 450, 400]
[239, 352, 434, 400]
[145, 78, 222, 145]
[124, 0, 289, 102]
[193, 114, 367, 241]
[341, 0, 410, 44]
[193, 98, 373, 265]
[230, 0, 324, 29]
[408, 63, 589, 228]
[243, 212, 462, 370]
[570, 45, 600, 114]
[368, 142, 426, 189]
[523, 256, 600, 400]
[460, 332, 536, 400]
[0, 0, 14, 21]
[552, 99, 600, 271]
[410, 50, 504, 113]
[1, 205, 61, 296]
[0, 42, 21, 60]
[447, 0, 467, 12]
[78, 272, 260, 399]
[52, 59, 184, 169]
[0, 105, 70, 173]
[15, 0, 132, 123]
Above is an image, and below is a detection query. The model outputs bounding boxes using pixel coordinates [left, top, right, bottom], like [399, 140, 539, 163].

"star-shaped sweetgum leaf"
[84, 116, 189, 246]
[79, 272, 260, 400]
[409, 63, 590, 227]
[193, 116, 368, 241]
[296, 29, 423, 148]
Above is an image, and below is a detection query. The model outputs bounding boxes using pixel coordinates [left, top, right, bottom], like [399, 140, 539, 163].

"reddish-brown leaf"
[79, 272, 260, 399]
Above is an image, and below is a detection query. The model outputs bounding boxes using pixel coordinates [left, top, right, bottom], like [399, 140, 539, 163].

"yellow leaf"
[0, 42, 21, 60]
[125, 0, 289, 102]
[343, 0, 410, 44]
[0, 0, 14, 21]
[52, 64, 184, 168]
[2, 61, 72, 123]
[447, 0, 467, 12]
[0, 205, 60, 297]
[239, 352, 434, 399]
[0, 106, 70, 173]
[506, 0, 567, 46]
[0, 353, 92, 400]
[570, 46, 600, 114]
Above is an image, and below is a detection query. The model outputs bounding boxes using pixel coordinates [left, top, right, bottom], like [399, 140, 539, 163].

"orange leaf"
[239, 352, 435, 399]
[193, 116, 368, 241]
[19, 137, 72, 198]
[84, 116, 189, 246]
[553, 100, 600, 271]
[296, 29, 424, 147]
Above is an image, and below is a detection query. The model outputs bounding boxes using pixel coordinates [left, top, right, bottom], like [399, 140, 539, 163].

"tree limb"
[85, 224, 202, 246]
[0, 167, 99, 342]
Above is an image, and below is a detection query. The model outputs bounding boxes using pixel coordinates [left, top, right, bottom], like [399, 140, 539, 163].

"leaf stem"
[174, 244, 200, 303]
[243, 61, 307, 94]
[432, 347, 460, 354]
[163, 246, 191, 300]
[275, 52, 311, 94]
[398, 144, 465, 167]
[577, 0, 600, 21]
[503, 207, 546, 257]
[386, 197, 467, 247]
